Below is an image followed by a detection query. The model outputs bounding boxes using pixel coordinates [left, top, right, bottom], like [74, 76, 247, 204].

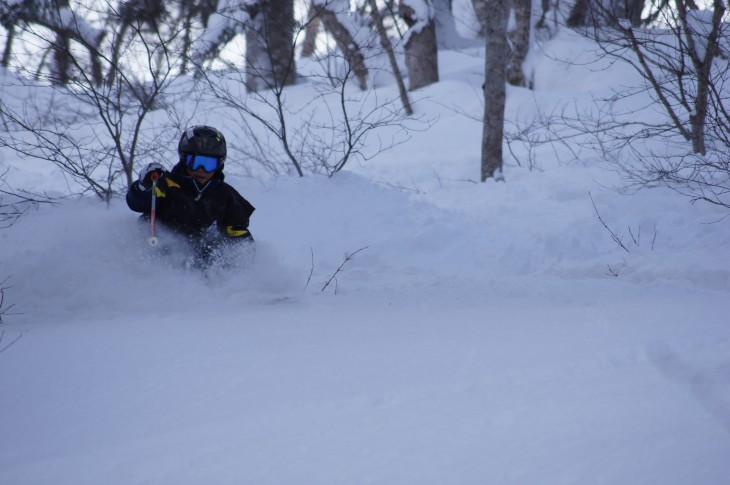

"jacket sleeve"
[126, 174, 170, 213]
[126, 181, 151, 213]
[220, 187, 255, 239]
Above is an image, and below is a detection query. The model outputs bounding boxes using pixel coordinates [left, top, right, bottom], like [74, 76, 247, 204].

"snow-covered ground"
[1, 29, 729, 485]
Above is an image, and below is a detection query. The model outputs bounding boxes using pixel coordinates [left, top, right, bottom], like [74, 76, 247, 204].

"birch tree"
[481, 0, 510, 181]
[0, 0, 105, 86]
[471, 0, 488, 36]
[506, 0, 531, 87]
[245, 0, 297, 91]
[399, 0, 439, 90]
[189, 0, 251, 66]
[431, 0, 470, 48]
[470, 0, 532, 88]
[312, 0, 371, 90]
[568, 0, 648, 28]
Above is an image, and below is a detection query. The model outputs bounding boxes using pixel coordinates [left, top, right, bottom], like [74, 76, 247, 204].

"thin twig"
[628, 225, 640, 246]
[589, 192, 630, 253]
[0, 279, 15, 324]
[321, 246, 369, 293]
[0, 330, 23, 354]
[305, 247, 315, 290]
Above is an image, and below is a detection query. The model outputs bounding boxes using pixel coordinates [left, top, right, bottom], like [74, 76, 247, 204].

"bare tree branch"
[321, 246, 369, 293]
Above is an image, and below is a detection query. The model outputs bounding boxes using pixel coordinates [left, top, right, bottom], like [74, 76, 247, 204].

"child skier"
[127, 125, 255, 266]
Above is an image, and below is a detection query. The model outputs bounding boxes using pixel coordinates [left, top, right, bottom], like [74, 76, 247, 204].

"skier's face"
[187, 166, 215, 185]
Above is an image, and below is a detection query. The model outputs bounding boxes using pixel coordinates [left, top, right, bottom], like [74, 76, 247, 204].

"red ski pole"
[148, 172, 160, 247]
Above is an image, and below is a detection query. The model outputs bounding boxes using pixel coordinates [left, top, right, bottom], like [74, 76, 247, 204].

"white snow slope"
[1, 31, 729, 485]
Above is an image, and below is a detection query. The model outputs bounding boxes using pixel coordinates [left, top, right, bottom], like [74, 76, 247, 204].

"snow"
[2, 25, 730, 485]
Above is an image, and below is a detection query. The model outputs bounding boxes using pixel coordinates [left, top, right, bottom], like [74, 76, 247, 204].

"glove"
[138, 162, 165, 190]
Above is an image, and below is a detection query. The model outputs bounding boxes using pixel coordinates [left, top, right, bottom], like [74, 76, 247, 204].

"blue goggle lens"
[185, 154, 220, 173]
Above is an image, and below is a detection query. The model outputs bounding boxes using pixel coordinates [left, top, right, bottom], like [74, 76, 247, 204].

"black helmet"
[178, 125, 227, 165]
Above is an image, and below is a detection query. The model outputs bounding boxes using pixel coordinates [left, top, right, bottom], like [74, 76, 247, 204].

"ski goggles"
[185, 153, 221, 173]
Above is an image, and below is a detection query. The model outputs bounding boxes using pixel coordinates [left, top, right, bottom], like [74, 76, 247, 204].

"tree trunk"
[686, 0, 726, 154]
[431, 0, 468, 48]
[179, 0, 208, 74]
[301, 2, 321, 58]
[400, 0, 439, 91]
[535, 0, 551, 30]
[481, 0, 510, 182]
[1, 24, 14, 68]
[368, 0, 413, 114]
[567, 0, 591, 27]
[314, 2, 369, 90]
[623, 0, 645, 27]
[107, 24, 128, 87]
[246, 0, 297, 92]
[88, 34, 104, 87]
[52, 32, 72, 85]
[471, 0, 488, 36]
[507, 0, 531, 87]
[50, 0, 72, 86]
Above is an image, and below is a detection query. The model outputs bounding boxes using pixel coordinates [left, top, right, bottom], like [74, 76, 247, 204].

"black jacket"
[126, 161, 255, 240]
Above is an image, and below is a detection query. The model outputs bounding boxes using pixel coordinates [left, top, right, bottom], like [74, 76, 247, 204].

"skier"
[127, 125, 255, 267]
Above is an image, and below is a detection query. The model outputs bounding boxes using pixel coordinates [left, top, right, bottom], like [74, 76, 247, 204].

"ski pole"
[148, 172, 160, 247]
